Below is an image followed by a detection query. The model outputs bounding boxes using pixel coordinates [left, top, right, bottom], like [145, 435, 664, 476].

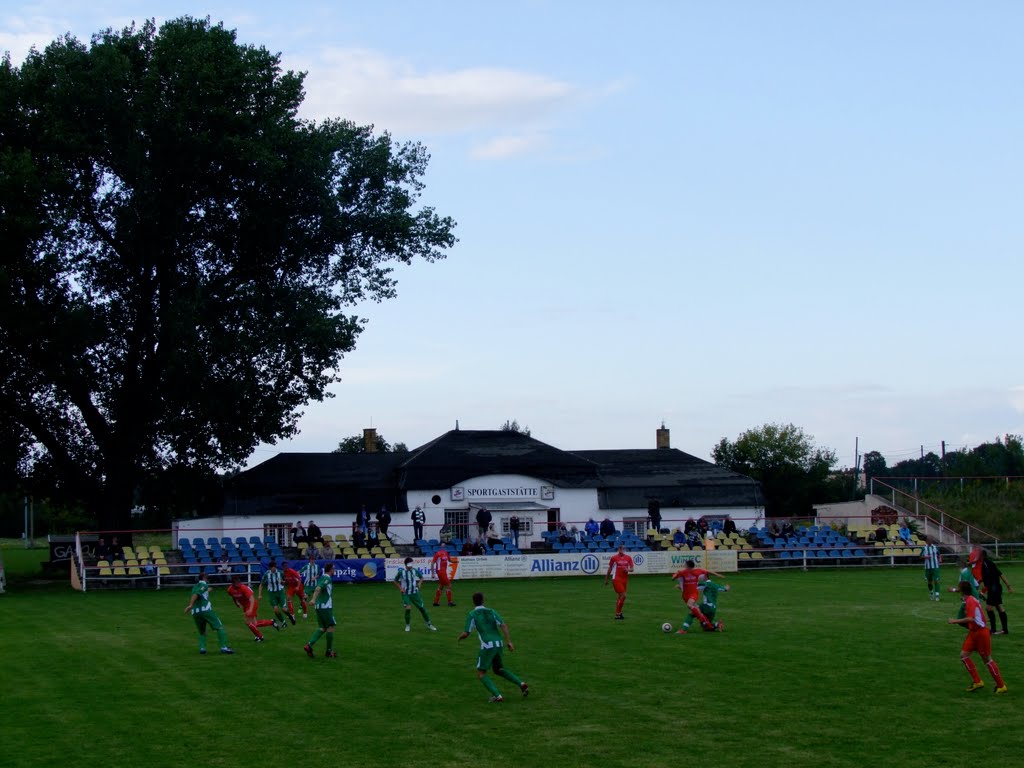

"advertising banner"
[281, 558, 385, 583]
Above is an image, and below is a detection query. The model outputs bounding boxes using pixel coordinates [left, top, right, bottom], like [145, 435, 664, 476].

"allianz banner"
[282, 558, 385, 583]
[385, 550, 737, 582]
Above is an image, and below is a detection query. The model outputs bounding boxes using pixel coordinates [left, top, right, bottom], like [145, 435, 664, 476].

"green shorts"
[268, 590, 287, 609]
[700, 604, 717, 622]
[402, 592, 425, 609]
[476, 645, 505, 672]
[193, 610, 224, 633]
[924, 568, 940, 582]
[315, 607, 336, 629]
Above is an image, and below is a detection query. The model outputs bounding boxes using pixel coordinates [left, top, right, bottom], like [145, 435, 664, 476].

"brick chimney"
[656, 423, 670, 449]
[363, 427, 378, 453]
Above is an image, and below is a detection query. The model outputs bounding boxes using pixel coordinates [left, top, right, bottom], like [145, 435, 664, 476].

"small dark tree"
[499, 419, 531, 436]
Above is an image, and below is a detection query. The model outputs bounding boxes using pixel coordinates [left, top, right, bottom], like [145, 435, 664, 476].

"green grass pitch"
[0, 563, 1018, 768]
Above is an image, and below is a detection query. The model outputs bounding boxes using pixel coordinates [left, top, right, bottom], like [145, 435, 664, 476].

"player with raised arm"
[457, 591, 529, 703]
[604, 543, 635, 620]
[431, 546, 457, 607]
[395, 557, 438, 632]
[303, 562, 338, 658]
[227, 574, 278, 641]
[183, 569, 234, 655]
[948, 580, 1007, 694]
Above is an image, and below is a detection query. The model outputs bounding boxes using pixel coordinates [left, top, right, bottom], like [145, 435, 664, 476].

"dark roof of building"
[572, 448, 761, 508]
[398, 430, 601, 489]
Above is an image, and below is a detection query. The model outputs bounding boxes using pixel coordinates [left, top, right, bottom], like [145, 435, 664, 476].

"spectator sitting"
[95, 537, 111, 562]
[684, 517, 698, 536]
[461, 538, 475, 556]
[110, 537, 124, 561]
[898, 523, 913, 545]
[672, 528, 686, 546]
[367, 525, 380, 549]
[141, 553, 157, 576]
[216, 553, 232, 581]
[874, 525, 888, 542]
[687, 531, 702, 548]
[585, 518, 599, 537]
[557, 522, 571, 544]
[307, 520, 324, 546]
[471, 538, 485, 556]
[723, 518, 737, 536]
[570, 525, 580, 543]
[321, 541, 335, 560]
[486, 523, 503, 550]
[599, 518, 616, 538]
[697, 518, 709, 535]
[768, 522, 781, 538]
[352, 526, 367, 550]
[781, 521, 795, 538]
[292, 520, 307, 545]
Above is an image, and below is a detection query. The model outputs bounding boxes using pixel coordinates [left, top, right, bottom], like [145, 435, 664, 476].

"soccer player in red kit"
[604, 544, 635, 620]
[669, 560, 723, 633]
[948, 580, 1007, 693]
[283, 563, 307, 618]
[227, 575, 278, 641]
[432, 548, 457, 607]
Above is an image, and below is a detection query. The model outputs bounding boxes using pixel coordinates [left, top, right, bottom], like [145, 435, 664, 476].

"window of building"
[263, 523, 291, 546]
[501, 516, 533, 536]
[444, 509, 470, 541]
[623, 517, 648, 536]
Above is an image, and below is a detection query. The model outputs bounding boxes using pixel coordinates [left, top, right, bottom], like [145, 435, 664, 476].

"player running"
[431, 546, 457, 607]
[183, 569, 234, 655]
[604, 543, 635, 620]
[304, 562, 338, 658]
[670, 560, 724, 633]
[227, 574, 278, 641]
[948, 580, 1007, 694]
[457, 591, 529, 703]
[258, 560, 296, 627]
[298, 552, 321, 619]
[683, 574, 730, 633]
[395, 557, 438, 633]
[283, 561, 307, 619]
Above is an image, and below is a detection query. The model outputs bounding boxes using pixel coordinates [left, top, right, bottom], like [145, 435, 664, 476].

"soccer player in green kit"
[458, 592, 529, 703]
[183, 569, 234, 655]
[394, 557, 438, 633]
[679, 574, 730, 633]
[303, 562, 337, 658]
[259, 559, 296, 627]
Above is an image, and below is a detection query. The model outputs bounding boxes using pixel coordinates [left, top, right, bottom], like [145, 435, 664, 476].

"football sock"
[446, 588, 453, 603]
[287, 600, 294, 614]
[405, 610, 411, 627]
[497, 668, 523, 687]
[198, 633, 207, 652]
[480, 676, 501, 697]
[690, 606, 712, 629]
[255, 619, 274, 628]
[434, 587, 443, 604]
[681, 619, 692, 631]
[216, 627, 229, 647]
[309, 628, 325, 646]
[1000, 611, 1009, 633]
[247, 623, 262, 638]
[986, 660, 1005, 688]
[420, 606, 432, 624]
[987, 610, 997, 631]
[962, 658, 981, 684]
[325, 632, 334, 652]
[615, 595, 625, 614]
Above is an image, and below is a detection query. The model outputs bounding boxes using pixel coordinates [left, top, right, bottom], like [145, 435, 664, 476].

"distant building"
[175, 427, 762, 545]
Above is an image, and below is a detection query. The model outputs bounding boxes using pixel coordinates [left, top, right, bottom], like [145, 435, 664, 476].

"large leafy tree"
[712, 423, 837, 518]
[0, 18, 455, 531]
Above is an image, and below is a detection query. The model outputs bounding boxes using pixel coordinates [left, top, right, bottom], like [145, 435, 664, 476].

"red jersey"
[672, 568, 708, 600]
[283, 566, 301, 589]
[227, 583, 255, 612]
[432, 550, 452, 579]
[608, 552, 634, 581]
[963, 595, 988, 633]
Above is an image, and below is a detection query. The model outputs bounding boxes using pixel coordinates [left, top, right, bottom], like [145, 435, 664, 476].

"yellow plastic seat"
[112, 560, 126, 576]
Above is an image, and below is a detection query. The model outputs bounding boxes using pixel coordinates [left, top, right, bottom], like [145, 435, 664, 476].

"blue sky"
[5, 1, 1023, 468]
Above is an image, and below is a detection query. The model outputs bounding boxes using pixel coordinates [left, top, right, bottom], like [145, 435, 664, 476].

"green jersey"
[394, 567, 423, 594]
[190, 581, 213, 614]
[313, 574, 333, 609]
[922, 545, 940, 570]
[700, 580, 728, 610]
[958, 567, 980, 597]
[300, 561, 321, 588]
[465, 605, 505, 649]
[262, 568, 284, 592]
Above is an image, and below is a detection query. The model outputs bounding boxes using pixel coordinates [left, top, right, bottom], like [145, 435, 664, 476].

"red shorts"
[436, 572, 451, 586]
[244, 601, 260, 621]
[962, 629, 992, 657]
[612, 577, 628, 594]
[286, 585, 304, 598]
[682, 589, 699, 603]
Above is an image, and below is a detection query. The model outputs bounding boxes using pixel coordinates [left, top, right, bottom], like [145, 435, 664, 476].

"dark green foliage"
[0, 18, 455, 531]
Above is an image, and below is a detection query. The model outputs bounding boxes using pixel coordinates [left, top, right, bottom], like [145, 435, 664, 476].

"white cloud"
[471, 133, 547, 159]
[1010, 385, 1024, 414]
[292, 47, 578, 139]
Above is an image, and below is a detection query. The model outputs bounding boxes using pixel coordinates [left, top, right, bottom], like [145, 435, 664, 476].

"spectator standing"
[376, 506, 392, 538]
[487, 523, 503, 550]
[304, 562, 338, 659]
[647, 500, 662, 534]
[948, 580, 1007, 693]
[356, 505, 370, 532]
[306, 521, 324, 546]
[412, 505, 426, 541]
[509, 515, 520, 548]
[183, 569, 234, 654]
[723, 518, 737, 536]
[457, 591, 529, 703]
[476, 507, 492, 539]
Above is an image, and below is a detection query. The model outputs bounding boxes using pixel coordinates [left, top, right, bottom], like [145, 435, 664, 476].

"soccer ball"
[661, 622, 673, 633]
